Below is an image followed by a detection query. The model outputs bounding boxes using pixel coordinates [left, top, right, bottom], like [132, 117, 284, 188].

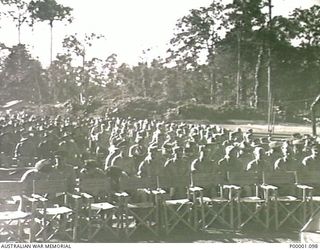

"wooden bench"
[118, 176, 159, 238]
[30, 178, 81, 242]
[0, 180, 36, 242]
[227, 171, 268, 230]
[77, 177, 119, 241]
[262, 171, 306, 230]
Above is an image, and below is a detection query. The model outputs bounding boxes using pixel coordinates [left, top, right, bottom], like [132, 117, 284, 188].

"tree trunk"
[49, 21, 55, 102]
[33, 66, 42, 105]
[178, 69, 183, 100]
[50, 21, 53, 65]
[311, 94, 320, 136]
[80, 53, 86, 104]
[207, 51, 216, 105]
[254, 46, 263, 109]
[267, 0, 273, 132]
[311, 108, 317, 136]
[141, 65, 147, 97]
[241, 70, 247, 105]
[18, 24, 21, 44]
[17, 12, 22, 44]
[210, 76, 214, 105]
[236, 31, 241, 107]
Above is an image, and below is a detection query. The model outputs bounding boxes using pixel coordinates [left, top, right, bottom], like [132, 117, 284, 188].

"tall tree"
[271, 5, 320, 107]
[224, 0, 267, 107]
[28, 0, 72, 64]
[1, 0, 31, 44]
[103, 53, 118, 86]
[62, 33, 106, 103]
[167, 0, 226, 104]
[289, 5, 320, 47]
[46, 53, 77, 102]
[0, 43, 10, 72]
[0, 44, 46, 103]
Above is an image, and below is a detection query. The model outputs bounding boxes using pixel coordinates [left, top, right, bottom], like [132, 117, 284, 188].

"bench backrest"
[119, 176, 157, 192]
[296, 171, 320, 185]
[32, 179, 68, 195]
[192, 173, 227, 188]
[78, 178, 112, 196]
[227, 171, 262, 186]
[157, 175, 190, 189]
[0, 181, 24, 198]
[262, 171, 296, 185]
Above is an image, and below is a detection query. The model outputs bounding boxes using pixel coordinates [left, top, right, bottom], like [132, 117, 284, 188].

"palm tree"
[28, 0, 72, 64]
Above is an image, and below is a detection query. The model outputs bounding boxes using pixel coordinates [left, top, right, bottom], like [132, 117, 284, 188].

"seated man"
[191, 144, 214, 174]
[19, 158, 53, 210]
[163, 146, 189, 199]
[218, 145, 244, 173]
[246, 147, 272, 173]
[301, 144, 320, 171]
[137, 144, 161, 178]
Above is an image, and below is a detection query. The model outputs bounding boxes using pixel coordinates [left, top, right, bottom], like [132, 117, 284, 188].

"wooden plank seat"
[126, 202, 157, 209]
[0, 181, 37, 242]
[30, 179, 80, 242]
[0, 212, 32, 243]
[239, 196, 265, 203]
[310, 197, 320, 202]
[77, 177, 119, 241]
[37, 207, 73, 216]
[164, 199, 191, 205]
[91, 202, 115, 211]
[156, 175, 198, 235]
[0, 211, 30, 220]
[203, 197, 229, 202]
[117, 176, 159, 238]
[226, 171, 267, 230]
[276, 196, 299, 202]
[262, 171, 307, 230]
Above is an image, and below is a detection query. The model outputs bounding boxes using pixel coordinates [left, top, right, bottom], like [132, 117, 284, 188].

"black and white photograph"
[0, 0, 319, 245]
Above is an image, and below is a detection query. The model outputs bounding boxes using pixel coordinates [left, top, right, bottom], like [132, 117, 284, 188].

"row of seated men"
[0, 112, 319, 204]
[1, 112, 318, 171]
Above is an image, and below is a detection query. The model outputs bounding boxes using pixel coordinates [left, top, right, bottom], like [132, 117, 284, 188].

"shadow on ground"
[89, 227, 300, 243]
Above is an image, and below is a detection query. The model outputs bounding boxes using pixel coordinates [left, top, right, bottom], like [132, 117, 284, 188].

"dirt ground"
[139, 230, 300, 243]
[220, 120, 316, 135]
[87, 227, 301, 243]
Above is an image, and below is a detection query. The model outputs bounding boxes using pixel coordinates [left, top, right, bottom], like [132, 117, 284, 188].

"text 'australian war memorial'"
[0, 0, 320, 245]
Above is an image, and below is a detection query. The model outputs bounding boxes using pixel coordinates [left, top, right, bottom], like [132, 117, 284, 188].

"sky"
[0, 0, 319, 67]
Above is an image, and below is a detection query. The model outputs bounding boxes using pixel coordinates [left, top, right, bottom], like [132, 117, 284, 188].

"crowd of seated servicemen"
[0, 111, 319, 204]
